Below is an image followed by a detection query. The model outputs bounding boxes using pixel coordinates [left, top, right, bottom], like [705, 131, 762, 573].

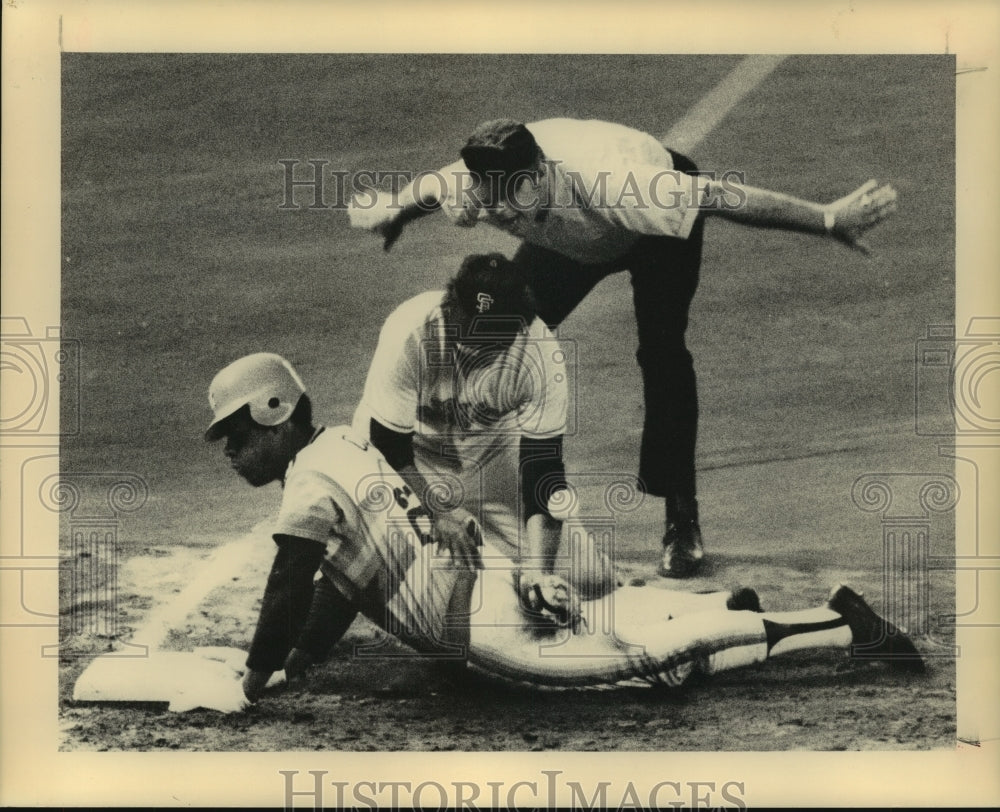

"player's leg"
[465, 569, 759, 687]
[603, 583, 761, 625]
[468, 581, 923, 688]
[512, 241, 615, 330]
[628, 151, 705, 578]
[609, 584, 924, 685]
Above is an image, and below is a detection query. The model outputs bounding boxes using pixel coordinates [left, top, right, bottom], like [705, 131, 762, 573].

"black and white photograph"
[2, 1, 998, 808]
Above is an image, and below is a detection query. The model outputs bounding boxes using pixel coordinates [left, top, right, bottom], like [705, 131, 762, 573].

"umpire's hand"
[374, 214, 405, 251]
[347, 191, 403, 248]
[826, 179, 898, 255]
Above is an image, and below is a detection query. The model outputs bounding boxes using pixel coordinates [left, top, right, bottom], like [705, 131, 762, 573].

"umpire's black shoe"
[826, 584, 925, 673]
[658, 520, 704, 578]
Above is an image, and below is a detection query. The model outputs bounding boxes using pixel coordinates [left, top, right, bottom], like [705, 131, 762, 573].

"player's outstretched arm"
[517, 436, 568, 576]
[704, 178, 898, 255]
[242, 535, 326, 702]
[513, 513, 581, 628]
[520, 512, 563, 575]
[348, 175, 443, 251]
[284, 576, 359, 679]
[514, 436, 579, 623]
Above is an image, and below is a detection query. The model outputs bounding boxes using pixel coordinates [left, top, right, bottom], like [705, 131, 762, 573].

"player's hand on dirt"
[283, 648, 315, 681]
[241, 669, 274, 704]
[194, 646, 285, 688]
[432, 509, 485, 571]
[825, 179, 898, 255]
[515, 569, 582, 631]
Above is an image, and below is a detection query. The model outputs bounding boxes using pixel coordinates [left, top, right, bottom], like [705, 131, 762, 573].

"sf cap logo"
[476, 292, 494, 313]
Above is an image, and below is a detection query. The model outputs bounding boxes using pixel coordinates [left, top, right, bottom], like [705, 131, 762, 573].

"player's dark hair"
[460, 119, 541, 180]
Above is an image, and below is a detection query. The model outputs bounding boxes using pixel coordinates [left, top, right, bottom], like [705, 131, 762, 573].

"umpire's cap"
[205, 352, 305, 441]
[460, 119, 540, 178]
[449, 253, 535, 336]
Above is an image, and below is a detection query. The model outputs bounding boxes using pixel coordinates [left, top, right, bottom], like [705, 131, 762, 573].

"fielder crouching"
[203, 353, 924, 709]
[351, 252, 617, 607]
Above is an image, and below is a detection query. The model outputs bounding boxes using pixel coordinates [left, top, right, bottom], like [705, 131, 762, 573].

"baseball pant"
[466, 564, 851, 687]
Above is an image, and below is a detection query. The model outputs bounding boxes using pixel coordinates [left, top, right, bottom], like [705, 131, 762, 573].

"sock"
[665, 494, 699, 527]
[762, 608, 852, 657]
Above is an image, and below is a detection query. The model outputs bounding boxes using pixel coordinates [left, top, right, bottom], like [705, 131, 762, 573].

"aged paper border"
[2, 0, 998, 807]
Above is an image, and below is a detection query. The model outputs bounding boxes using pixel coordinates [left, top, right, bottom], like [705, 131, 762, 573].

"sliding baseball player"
[198, 352, 923, 710]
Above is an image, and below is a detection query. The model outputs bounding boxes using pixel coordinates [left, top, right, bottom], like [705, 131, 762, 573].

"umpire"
[350, 117, 897, 577]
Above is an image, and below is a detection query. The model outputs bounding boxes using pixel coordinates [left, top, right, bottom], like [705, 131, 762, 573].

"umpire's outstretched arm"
[701, 178, 897, 255]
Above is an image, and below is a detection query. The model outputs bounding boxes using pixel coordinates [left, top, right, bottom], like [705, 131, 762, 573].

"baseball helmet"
[205, 352, 305, 441]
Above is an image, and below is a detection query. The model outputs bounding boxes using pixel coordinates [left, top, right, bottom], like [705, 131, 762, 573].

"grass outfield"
[59, 54, 956, 750]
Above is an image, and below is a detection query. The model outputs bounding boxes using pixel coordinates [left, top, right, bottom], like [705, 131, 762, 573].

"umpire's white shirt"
[437, 118, 708, 263]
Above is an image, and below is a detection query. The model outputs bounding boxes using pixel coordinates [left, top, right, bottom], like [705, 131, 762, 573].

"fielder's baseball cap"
[204, 352, 306, 441]
[450, 253, 534, 336]
[460, 119, 539, 178]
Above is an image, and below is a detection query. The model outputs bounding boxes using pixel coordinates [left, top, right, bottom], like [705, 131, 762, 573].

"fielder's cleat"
[658, 520, 704, 578]
[726, 586, 763, 613]
[826, 584, 925, 673]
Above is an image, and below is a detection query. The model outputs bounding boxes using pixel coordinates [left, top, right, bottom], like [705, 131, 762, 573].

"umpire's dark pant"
[513, 151, 703, 522]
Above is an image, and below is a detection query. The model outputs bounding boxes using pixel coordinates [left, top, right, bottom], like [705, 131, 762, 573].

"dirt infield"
[58, 54, 956, 752]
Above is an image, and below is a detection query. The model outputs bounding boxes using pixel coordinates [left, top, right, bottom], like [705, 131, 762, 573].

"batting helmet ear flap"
[247, 389, 301, 428]
[205, 353, 306, 440]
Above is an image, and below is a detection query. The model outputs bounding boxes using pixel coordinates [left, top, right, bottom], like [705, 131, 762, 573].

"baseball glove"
[513, 569, 583, 633]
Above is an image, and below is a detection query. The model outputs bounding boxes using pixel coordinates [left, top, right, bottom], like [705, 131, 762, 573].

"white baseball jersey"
[353, 290, 568, 477]
[436, 118, 709, 263]
[275, 425, 466, 654]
